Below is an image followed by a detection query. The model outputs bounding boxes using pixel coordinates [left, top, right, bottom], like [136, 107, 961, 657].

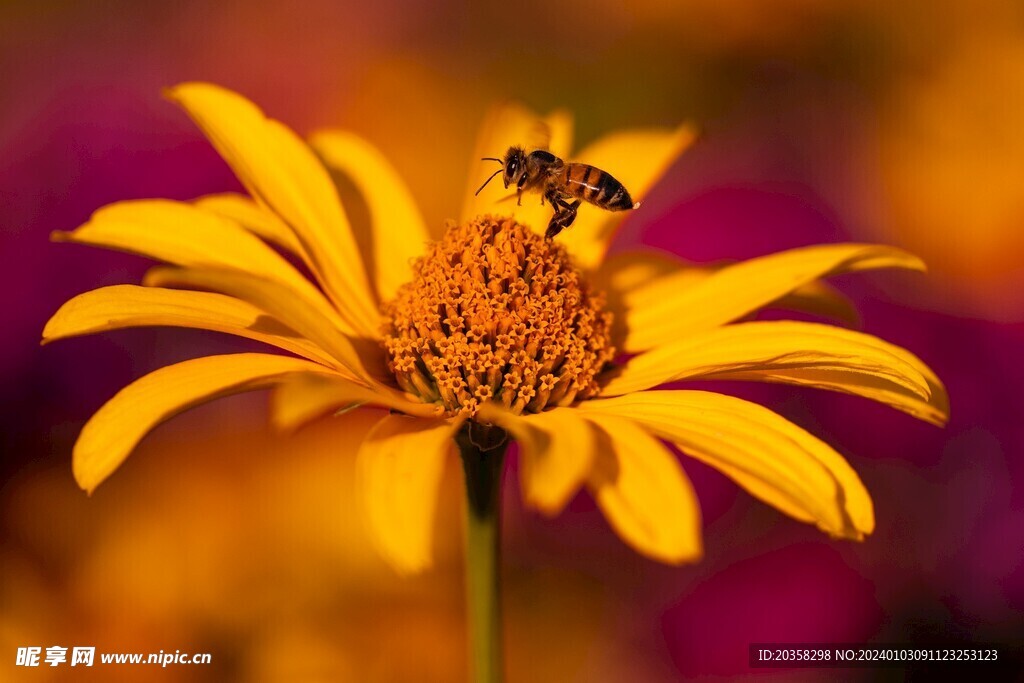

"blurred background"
[2, 0, 1023, 680]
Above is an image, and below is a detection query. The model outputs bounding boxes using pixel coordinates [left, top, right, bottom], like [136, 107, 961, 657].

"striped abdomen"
[558, 163, 636, 211]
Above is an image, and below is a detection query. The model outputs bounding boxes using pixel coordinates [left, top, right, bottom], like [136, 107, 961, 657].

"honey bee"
[475, 146, 640, 239]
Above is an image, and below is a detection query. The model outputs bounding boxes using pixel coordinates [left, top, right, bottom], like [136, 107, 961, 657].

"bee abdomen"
[598, 172, 635, 211]
[565, 164, 636, 211]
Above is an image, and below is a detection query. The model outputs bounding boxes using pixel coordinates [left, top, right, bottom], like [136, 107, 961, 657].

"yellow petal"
[356, 414, 460, 574]
[73, 353, 332, 493]
[601, 322, 945, 426]
[599, 255, 857, 350]
[559, 123, 697, 271]
[580, 413, 702, 564]
[623, 243, 925, 352]
[601, 251, 858, 329]
[52, 200, 340, 322]
[724, 368, 947, 427]
[777, 280, 860, 328]
[42, 284, 334, 367]
[309, 130, 430, 302]
[476, 403, 595, 516]
[461, 102, 574, 234]
[166, 83, 378, 336]
[271, 373, 444, 433]
[144, 266, 380, 384]
[595, 249, 703, 295]
[193, 193, 308, 257]
[580, 391, 874, 539]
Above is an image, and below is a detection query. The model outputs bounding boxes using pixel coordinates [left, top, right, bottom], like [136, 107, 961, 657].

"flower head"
[383, 216, 613, 417]
[44, 83, 947, 573]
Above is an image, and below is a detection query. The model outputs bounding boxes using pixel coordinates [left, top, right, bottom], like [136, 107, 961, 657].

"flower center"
[382, 216, 615, 417]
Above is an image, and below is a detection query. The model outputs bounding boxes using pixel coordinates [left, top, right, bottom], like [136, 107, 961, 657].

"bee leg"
[542, 187, 564, 211]
[545, 200, 579, 240]
[543, 187, 556, 205]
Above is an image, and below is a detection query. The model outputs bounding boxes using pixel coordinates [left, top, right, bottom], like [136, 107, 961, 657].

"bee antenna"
[475, 168, 504, 196]
[481, 157, 503, 163]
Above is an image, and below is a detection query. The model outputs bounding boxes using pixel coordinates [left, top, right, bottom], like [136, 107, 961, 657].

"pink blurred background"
[2, 0, 1023, 680]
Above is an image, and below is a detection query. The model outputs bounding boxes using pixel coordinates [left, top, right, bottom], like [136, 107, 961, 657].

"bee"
[475, 146, 640, 239]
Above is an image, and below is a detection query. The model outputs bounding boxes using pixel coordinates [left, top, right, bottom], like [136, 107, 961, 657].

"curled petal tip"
[73, 465, 99, 496]
[162, 83, 196, 105]
[901, 252, 928, 273]
[163, 81, 212, 101]
[667, 548, 704, 566]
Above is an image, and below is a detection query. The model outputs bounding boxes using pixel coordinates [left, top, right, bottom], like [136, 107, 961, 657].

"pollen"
[382, 216, 615, 417]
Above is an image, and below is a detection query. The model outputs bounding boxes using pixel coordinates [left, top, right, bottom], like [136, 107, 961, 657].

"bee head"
[475, 146, 528, 197]
[502, 146, 527, 189]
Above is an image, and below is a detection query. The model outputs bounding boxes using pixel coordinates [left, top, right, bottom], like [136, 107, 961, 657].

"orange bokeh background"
[3, 0, 1023, 680]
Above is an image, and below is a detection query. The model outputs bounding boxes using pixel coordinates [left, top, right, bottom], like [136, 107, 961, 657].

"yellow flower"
[44, 83, 948, 574]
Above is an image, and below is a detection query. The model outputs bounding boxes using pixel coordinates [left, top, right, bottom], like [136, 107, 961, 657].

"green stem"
[456, 422, 508, 683]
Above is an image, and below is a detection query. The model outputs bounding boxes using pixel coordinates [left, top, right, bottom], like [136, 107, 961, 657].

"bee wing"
[523, 118, 552, 153]
[523, 109, 573, 157]
[543, 109, 573, 159]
